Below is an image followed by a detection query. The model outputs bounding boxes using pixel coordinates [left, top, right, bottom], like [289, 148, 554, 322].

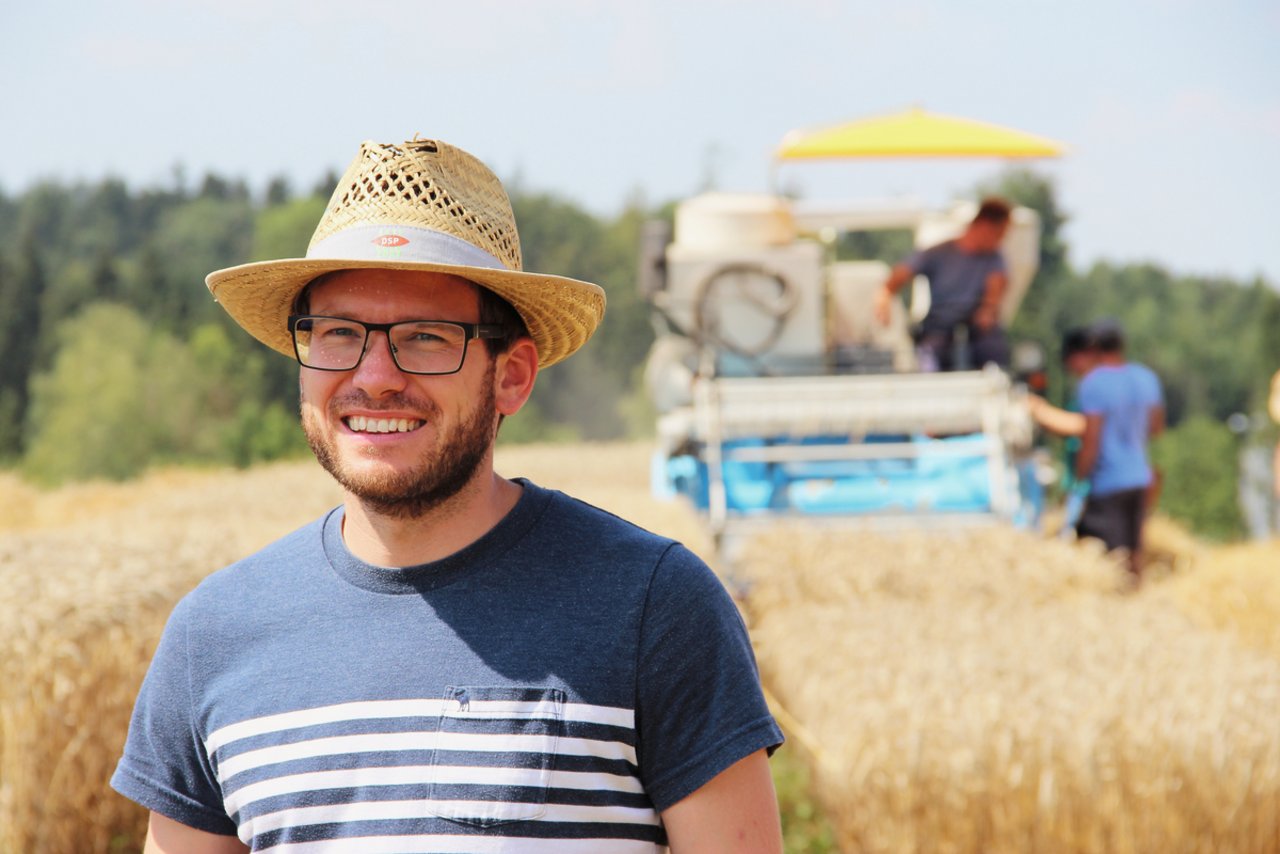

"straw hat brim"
[206, 258, 606, 369]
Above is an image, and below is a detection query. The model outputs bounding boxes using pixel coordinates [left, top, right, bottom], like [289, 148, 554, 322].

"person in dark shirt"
[875, 198, 1012, 371]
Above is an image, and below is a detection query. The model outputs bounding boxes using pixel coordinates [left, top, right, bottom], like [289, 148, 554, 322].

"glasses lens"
[389, 322, 468, 374]
[294, 317, 367, 370]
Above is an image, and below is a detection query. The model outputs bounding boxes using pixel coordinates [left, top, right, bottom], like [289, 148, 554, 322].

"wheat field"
[1, 442, 1277, 852]
[738, 525, 1279, 853]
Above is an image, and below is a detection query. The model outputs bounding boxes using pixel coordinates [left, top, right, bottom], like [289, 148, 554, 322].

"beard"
[302, 370, 498, 520]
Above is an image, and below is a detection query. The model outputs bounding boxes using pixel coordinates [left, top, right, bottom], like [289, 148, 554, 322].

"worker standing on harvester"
[874, 197, 1013, 372]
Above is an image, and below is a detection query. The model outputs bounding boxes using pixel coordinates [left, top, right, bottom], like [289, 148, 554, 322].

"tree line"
[0, 169, 1275, 539]
[0, 175, 657, 484]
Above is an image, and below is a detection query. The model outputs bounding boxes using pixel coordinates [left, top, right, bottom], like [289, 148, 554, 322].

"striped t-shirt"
[112, 481, 782, 851]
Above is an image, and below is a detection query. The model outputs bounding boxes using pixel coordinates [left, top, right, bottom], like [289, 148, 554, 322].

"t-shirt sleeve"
[111, 596, 239, 836]
[905, 245, 935, 277]
[1140, 366, 1164, 406]
[1077, 373, 1105, 415]
[634, 544, 784, 812]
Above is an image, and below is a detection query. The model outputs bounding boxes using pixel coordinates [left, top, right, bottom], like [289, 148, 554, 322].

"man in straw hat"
[112, 138, 784, 852]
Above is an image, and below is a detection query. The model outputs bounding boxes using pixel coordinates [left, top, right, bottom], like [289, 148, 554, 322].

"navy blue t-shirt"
[112, 480, 782, 851]
[908, 239, 1007, 332]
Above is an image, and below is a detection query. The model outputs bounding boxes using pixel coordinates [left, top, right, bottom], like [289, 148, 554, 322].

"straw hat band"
[307, 224, 508, 271]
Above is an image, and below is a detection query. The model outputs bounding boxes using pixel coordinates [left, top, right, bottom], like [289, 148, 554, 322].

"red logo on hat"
[374, 234, 409, 247]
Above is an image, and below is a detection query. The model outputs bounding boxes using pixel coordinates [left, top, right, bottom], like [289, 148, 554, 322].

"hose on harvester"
[691, 263, 798, 360]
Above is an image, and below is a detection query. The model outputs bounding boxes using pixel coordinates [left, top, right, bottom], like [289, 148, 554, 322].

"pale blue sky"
[4, 0, 1277, 284]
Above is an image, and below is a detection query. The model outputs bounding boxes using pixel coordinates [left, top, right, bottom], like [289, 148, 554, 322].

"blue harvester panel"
[657, 434, 995, 516]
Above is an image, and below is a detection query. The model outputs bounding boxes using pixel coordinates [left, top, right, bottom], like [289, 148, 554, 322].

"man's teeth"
[346, 416, 422, 433]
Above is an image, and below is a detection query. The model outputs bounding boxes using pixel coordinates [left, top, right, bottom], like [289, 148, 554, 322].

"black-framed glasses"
[288, 315, 506, 375]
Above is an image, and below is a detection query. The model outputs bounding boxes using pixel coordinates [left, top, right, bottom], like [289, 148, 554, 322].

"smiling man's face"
[298, 269, 501, 519]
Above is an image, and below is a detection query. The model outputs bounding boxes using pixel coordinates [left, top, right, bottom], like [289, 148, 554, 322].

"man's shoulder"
[531, 481, 682, 554]
[1129, 361, 1161, 383]
[152, 511, 335, 650]
[913, 239, 1004, 274]
[520, 482, 721, 599]
[529, 485, 724, 610]
[1079, 363, 1162, 410]
[1076, 368, 1112, 407]
[185, 510, 335, 602]
[927, 238, 962, 254]
[1128, 362, 1164, 404]
[912, 239, 960, 264]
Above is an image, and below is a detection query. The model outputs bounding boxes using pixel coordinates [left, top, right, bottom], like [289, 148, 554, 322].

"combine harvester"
[641, 109, 1066, 559]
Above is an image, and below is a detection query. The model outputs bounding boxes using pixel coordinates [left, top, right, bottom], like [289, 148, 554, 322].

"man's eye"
[321, 325, 362, 338]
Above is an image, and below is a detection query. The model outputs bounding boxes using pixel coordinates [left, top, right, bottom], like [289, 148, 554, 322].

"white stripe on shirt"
[206, 699, 634, 754]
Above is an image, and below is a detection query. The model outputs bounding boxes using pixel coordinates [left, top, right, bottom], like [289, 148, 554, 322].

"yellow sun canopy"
[777, 107, 1066, 160]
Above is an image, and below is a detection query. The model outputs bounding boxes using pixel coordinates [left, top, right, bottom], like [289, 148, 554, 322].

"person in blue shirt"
[1074, 321, 1165, 581]
[875, 197, 1012, 371]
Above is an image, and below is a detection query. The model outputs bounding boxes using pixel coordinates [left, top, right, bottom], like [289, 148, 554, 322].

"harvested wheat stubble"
[1157, 540, 1280, 661]
[739, 524, 1280, 854]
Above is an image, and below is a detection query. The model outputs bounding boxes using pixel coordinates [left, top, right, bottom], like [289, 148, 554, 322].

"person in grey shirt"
[875, 197, 1012, 371]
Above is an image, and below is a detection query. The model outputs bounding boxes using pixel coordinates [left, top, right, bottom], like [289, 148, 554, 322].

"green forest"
[0, 168, 1276, 540]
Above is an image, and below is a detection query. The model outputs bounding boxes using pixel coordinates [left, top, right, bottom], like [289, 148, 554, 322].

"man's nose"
[351, 330, 408, 395]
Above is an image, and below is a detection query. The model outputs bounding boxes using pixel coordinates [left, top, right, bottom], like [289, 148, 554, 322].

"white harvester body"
[643, 191, 1043, 553]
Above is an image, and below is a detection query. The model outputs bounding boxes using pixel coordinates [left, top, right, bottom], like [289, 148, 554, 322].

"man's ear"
[493, 337, 538, 417]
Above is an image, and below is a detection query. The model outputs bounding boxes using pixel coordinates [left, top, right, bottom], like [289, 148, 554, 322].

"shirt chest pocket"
[428, 685, 565, 827]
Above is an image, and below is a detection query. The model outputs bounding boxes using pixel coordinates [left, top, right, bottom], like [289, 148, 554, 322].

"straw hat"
[206, 138, 605, 368]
